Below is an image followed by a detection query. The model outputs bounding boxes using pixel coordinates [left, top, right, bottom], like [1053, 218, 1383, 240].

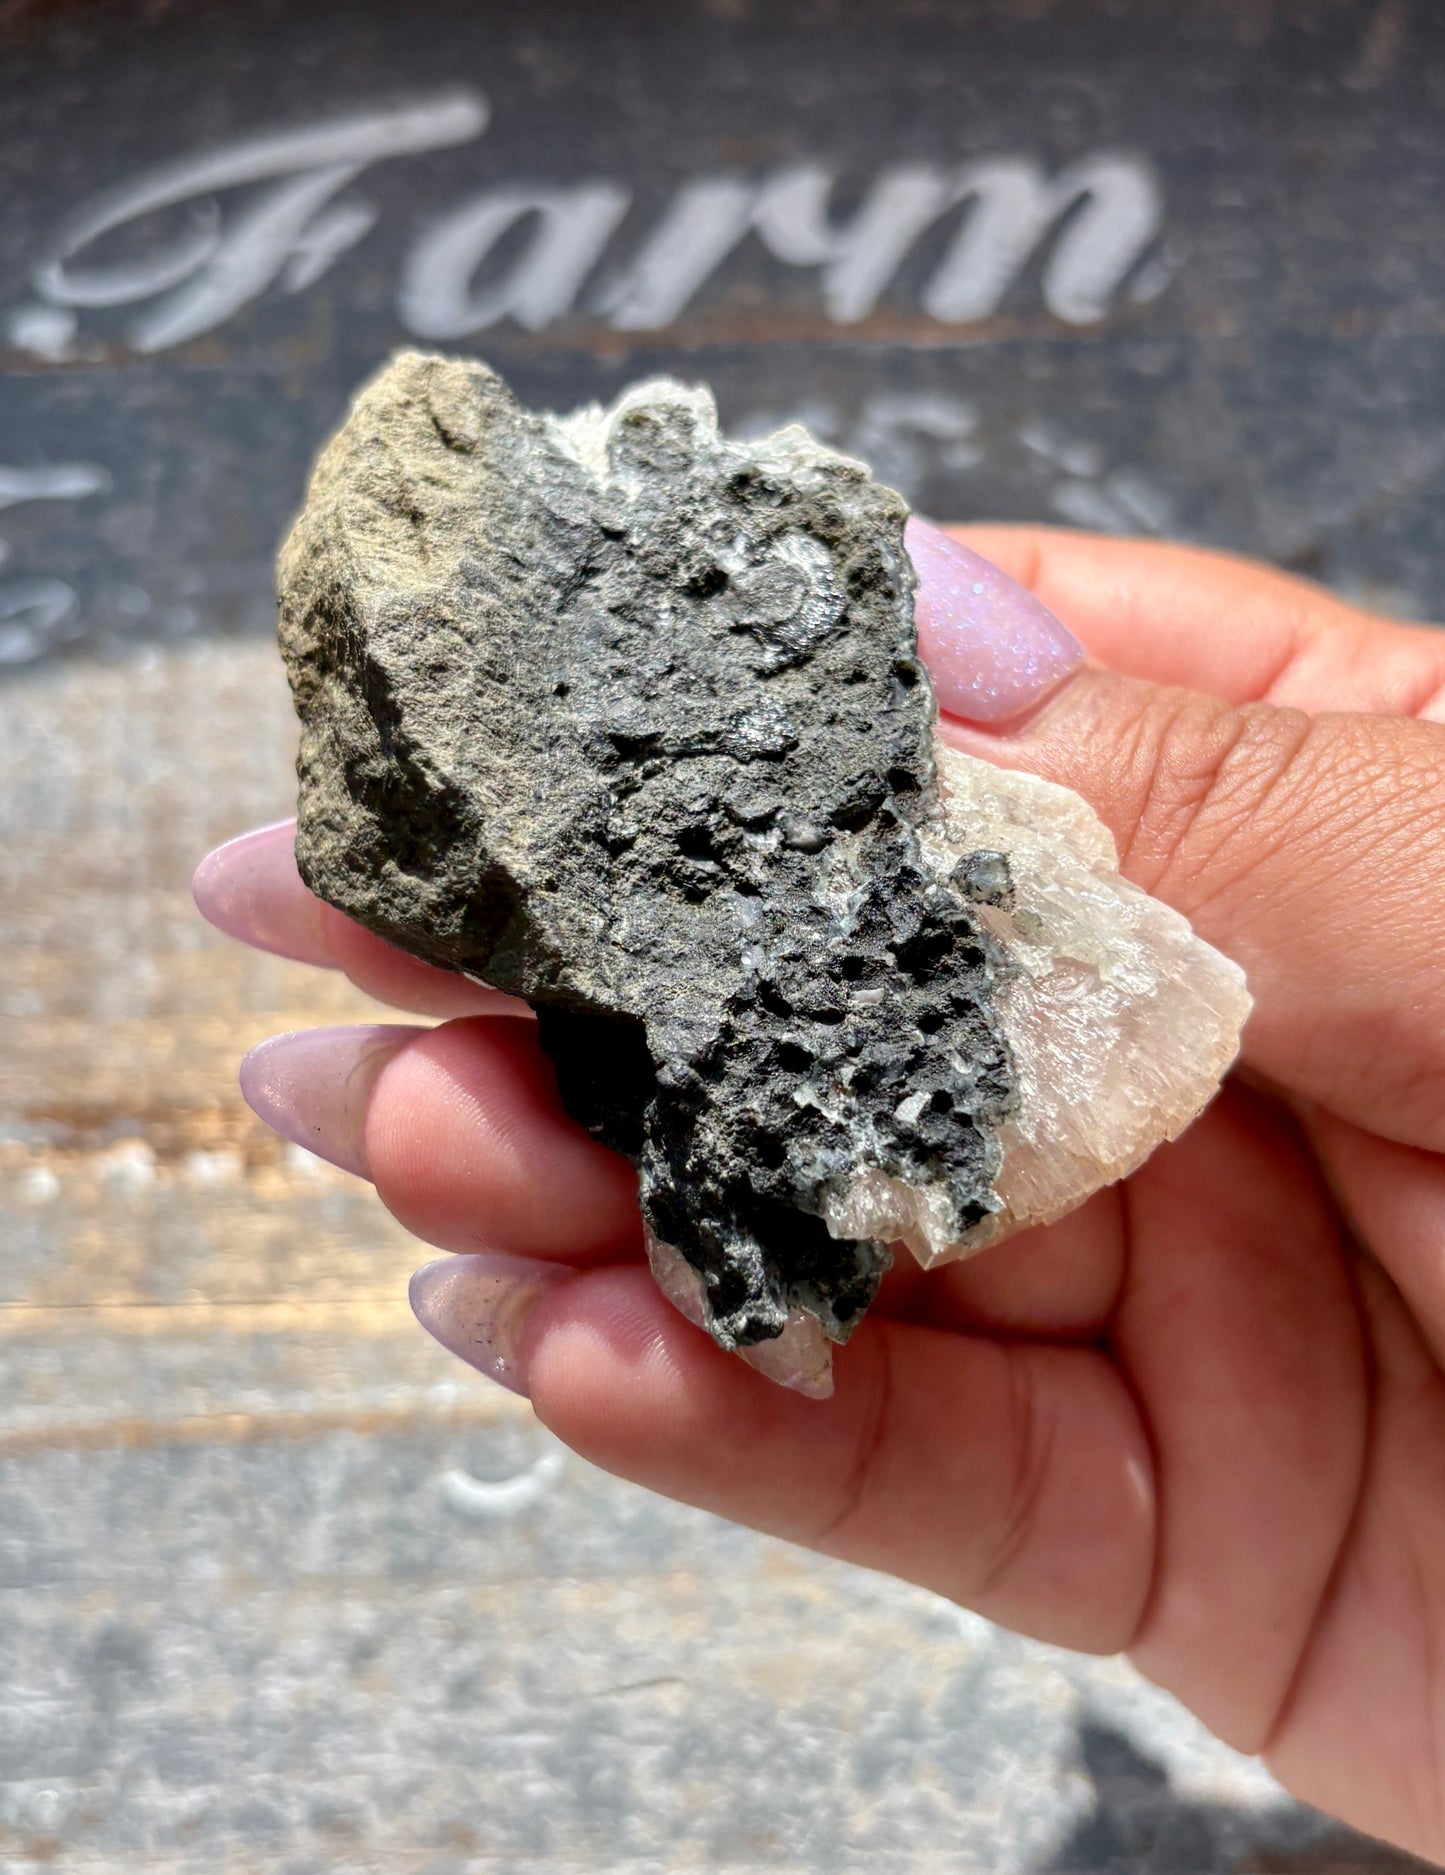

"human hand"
[194, 523, 1445, 1858]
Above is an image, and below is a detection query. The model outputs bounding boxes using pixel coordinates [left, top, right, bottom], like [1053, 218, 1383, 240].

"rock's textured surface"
[828, 742, 1254, 1261]
[279, 352, 1249, 1391]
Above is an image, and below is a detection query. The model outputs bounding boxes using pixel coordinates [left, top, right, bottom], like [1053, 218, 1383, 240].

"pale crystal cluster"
[793, 740, 1252, 1393]
[646, 1228, 838, 1400]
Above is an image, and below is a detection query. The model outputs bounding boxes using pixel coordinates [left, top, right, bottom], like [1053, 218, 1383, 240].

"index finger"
[953, 526, 1445, 721]
[193, 819, 527, 1019]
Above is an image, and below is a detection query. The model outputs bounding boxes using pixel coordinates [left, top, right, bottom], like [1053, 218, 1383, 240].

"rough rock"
[278, 351, 1250, 1394]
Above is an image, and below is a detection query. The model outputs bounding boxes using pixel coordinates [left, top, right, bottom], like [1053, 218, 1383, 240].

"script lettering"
[751, 165, 960, 322]
[23, 98, 1169, 354]
[400, 183, 631, 338]
[33, 93, 488, 352]
[598, 178, 767, 331]
[923, 154, 1162, 325]
[584, 154, 1162, 332]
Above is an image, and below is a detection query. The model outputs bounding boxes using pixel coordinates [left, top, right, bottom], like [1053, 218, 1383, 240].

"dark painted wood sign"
[1, 0, 1442, 670]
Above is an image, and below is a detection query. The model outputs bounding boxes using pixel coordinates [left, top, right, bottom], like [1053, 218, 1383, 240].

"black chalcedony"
[279, 352, 1015, 1348]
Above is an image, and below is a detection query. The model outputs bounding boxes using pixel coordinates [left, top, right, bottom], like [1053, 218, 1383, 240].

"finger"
[363, 1017, 641, 1262]
[1252, 1245, 1445, 1860]
[1310, 1109, 1445, 1369]
[362, 1025, 1080, 1328]
[240, 1017, 640, 1262]
[324, 898, 529, 1019]
[1114, 1087, 1368, 1751]
[241, 1022, 426, 1177]
[949, 525, 1445, 719]
[194, 820, 528, 1018]
[411, 1252, 1155, 1653]
[942, 662, 1445, 1152]
[242, 1015, 1117, 1342]
[923, 1190, 1127, 1342]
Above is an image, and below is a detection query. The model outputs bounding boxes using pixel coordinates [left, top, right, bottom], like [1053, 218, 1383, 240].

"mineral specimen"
[278, 351, 1250, 1396]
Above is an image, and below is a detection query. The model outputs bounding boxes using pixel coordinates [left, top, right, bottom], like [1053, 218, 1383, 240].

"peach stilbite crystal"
[810, 737, 1251, 1380]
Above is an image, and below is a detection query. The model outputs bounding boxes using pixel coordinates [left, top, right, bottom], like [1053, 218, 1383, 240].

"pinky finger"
[412, 1253, 1156, 1654]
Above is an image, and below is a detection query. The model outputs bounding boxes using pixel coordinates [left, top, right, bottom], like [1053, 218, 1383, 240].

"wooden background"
[2, 2, 1443, 1868]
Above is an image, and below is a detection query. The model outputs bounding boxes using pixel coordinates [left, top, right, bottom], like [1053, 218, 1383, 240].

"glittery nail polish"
[907, 518, 1084, 725]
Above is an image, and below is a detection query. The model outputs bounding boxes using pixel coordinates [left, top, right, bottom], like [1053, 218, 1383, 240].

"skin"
[223, 529, 1445, 1859]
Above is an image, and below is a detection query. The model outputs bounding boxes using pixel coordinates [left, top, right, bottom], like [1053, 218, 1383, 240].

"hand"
[195, 524, 1445, 1859]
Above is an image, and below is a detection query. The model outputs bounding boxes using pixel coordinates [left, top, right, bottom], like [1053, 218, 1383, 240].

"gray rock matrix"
[279, 352, 1018, 1351]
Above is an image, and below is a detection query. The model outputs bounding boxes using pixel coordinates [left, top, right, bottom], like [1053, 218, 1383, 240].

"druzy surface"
[278, 351, 1250, 1389]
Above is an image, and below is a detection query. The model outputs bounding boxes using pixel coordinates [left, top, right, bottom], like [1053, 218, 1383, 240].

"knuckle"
[810, 1332, 896, 1551]
[971, 1348, 1056, 1604]
[1119, 691, 1314, 902]
[1118, 694, 1445, 978]
[360, 1034, 434, 1192]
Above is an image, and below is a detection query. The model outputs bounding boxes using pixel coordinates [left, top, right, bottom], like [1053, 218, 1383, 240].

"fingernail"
[239, 1024, 426, 1177]
[906, 517, 1084, 725]
[192, 820, 335, 967]
[409, 1252, 575, 1397]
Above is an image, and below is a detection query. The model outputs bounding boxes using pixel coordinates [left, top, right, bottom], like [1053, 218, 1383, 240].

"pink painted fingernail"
[906, 517, 1084, 725]
[239, 1024, 426, 1177]
[409, 1253, 575, 1397]
[192, 819, 335, 967]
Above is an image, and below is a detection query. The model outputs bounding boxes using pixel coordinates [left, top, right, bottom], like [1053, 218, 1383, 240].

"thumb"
[905, 521, 1445, 1153]
[945, 663, 1445, 1153]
